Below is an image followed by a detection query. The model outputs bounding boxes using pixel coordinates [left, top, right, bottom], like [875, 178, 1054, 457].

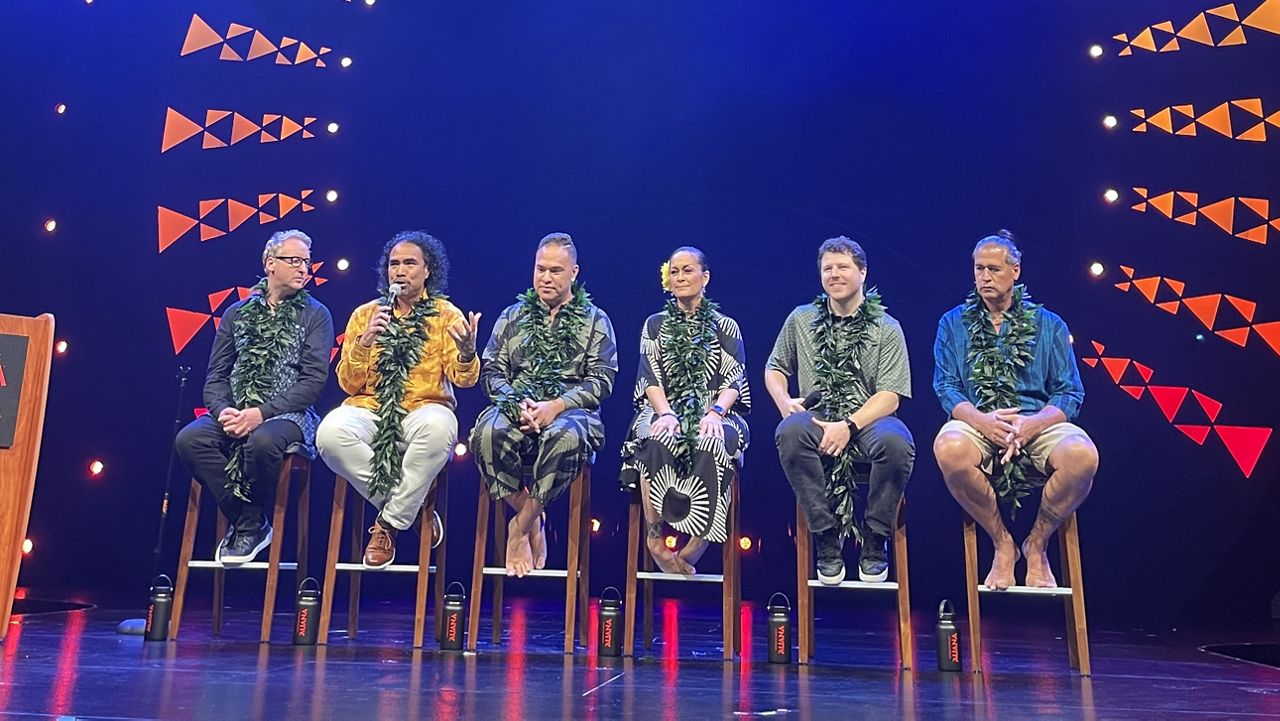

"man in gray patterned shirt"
[766, 237, 914, 584]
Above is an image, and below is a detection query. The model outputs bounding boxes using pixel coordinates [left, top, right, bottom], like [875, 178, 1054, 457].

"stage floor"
[2, 590, 1278, 720]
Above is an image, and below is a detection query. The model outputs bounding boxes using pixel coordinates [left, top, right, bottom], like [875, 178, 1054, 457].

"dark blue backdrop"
[2, 1, 1277, 626]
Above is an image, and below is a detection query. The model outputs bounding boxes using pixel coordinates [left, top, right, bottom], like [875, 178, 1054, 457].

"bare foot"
[506, 516, 533, 577]
[985, 535, 1020, 590]
[529, 513, 548, 570]
[1022, 539, 1058, 588]
[646, 537, 685, 574]
[677, 537, 709, 575]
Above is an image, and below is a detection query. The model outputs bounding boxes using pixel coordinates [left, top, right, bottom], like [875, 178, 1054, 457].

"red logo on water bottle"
[296, 608, 309, 636]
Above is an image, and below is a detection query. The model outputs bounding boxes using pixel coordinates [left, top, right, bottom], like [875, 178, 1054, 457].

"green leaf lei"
[496, 284, 591, 422]
[368, 294, 441, 497]
[961, 284, 1041, 511]
[811, 289, 884, 538]
[225, 279, 310, 501]
[659, 297, 720, 475]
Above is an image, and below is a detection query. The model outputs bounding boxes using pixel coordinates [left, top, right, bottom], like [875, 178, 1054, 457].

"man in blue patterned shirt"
[932, 230, 1098, 590]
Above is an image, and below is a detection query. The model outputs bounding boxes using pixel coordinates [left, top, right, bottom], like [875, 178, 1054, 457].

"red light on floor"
[88, 459, 105, 477]
[739, 537, 753, 551]
[664, 535, 677, 550]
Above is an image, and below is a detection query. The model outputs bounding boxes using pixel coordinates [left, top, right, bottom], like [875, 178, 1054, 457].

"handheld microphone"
[381, 282, 404, 307]
[801, 389, 822, 410]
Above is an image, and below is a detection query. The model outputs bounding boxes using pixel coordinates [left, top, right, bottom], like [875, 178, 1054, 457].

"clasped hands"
[650, 410, 725, 441]
[976, 408, 1044, 464]
[218, 407, 263, 438]
[518, 398, 566, 434]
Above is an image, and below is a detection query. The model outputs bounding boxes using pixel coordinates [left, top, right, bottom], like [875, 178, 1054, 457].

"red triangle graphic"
[1147, 385, 1190, 422]
[1214, 425, 1272, 477]
[161, 107, 203, 152]
[1156, 300, 1181, 314]
[198, 223, 225, 241]
[180, 14, 223, 56]
[258, 211, 277, 224]
[1251, 321, 1280, 356]
[1120, 265, 1135, 278]
[1133, 362, 1154, 383]
[278, 194, 301, 217]
[198, 198, 225, 219]
[236, 287, 254, 300]
[1121, 385, 1145, 399]
[231, 113, 260, 144]
[1091, 340, 1106, 355]
[330, 347, 340, 363]
[157, 206, 198, 252]
[1192, 391, 1223, 422]
[314, 277, 329, 286]
[1216, 327, 1251, 347]
[1164, 278, 1186, 296]
[227, 199, 257, 231]
[1101, 357, 1131, 383]
[207, 288, 234, 312]
[1115, 282, 1132, 292]
[1182, 295, 1222, 329]
[1132, 277, 1161, 302]
[1175, 424, 1212, 445]
[1082, 357, 1098, 367]
[166, 308, 211, 354]
[1236, 225, 1268, 244]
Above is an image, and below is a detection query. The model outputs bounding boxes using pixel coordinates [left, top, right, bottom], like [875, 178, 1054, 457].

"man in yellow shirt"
[317, 231, 480, 568]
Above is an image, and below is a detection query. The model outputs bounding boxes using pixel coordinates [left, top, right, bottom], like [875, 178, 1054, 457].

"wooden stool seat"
[316, 469, 449, 648]
[170, 447, 312, 642]
[623, 468, 741, 661]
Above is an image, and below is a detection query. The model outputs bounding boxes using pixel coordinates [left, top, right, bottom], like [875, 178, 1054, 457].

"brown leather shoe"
[363, 520, 396, 569]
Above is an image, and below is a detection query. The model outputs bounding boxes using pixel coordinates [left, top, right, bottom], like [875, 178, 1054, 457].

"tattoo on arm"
[646, 521, 663, 540]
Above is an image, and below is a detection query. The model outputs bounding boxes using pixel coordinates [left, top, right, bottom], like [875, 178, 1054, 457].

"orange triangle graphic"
[1160, 37, 1181, 51]
[161, 107, 203, 152]
[1173, 105, 1196, 117]
[1233, 98, 1264, 116]
[227, 199, 257, 231]
[1134, 362, 1154, 382]
[1237, 224, 1269, 243]
[1164, 278, 1186, 296]
[1083, 357, 1098, 367]
[1115, 281, 1132, 291]
[236, 287, 254, 301]
[1182, 294, 1223, 329]
[230, 113, 260, 145]
[198, 198, 225, 218]
[302, 203, 315, 212]
[1114, 33, 1129, 42]
[1121, 385, 1145, 399]
[167, 308, 212, 354]
[279, 194, 301, 217]
[1254, 321, 1280, 356]
[1199, 197, 1236, 232]
[316, 60, 326, 68]
[1176, 191, 1199, 205]
[260, 131, 278, 143]
[280, 36, 298, 48]
[247, 31, 278, 61]
[1134, 187, 1149, 198]
[258, 212, 277, 224]
[1149, 192, 1175, 217]
[276, 52, 292, 65]
[258, 193, 277, 208]
[303, 117, 316, 127]
[218, 43, 243, 62]
[1178, 13, 1214, 44]
[1175, 425, 1212, 445]
[1176, 123, 1198, 136]
[314, 277, 329, 286]
[1090, 340, 1105, 355]
[296, 42, 318, 64]
[1175, 211, 1198, 225]
[205, 109, 231, 125]
[1120, 46, 1133, 56]
[319, 46, 331, 55]
[1156, 300, 1181, 314]
[1226, 295, 1257, 321]
[1132, 202, 1149, 212]
[1239, 197, 1270, 219]
[208, 288, 234, 312]
[199, 223, 225, 241]
[1208, 3, 1241, 20]
[280, 116, 303, 139]
[1131, 27, 1157, 51]
[201, 131, 227, 149]
[1134, 122, 1148, 132]
[226, 22, 252, 38]
[1236, 122, 1268, 141]
[1132, 108, 1147, 119]
[302, 130, 315, 139]
[1120, 265, 1135, 278]
[1217, 327, 1251, 346]
[180, 14, 223, 56]
[1217, 25, 1248, 45]
[1214, 425, 1272, 477]
[1132, 276, 1161, 302]
[1273, 219, 1280, 231]
[157, 206, 198, 252]
[1198, 102, 1234, 137]
[1148, 385, 1189, 422]
[1101, 357, 1131, 383]
[1243, 0, 1280, 32]
[263, 114, 281, 125]
[1148, 107, 1174, 133]
[1153, 20, 1175, 33]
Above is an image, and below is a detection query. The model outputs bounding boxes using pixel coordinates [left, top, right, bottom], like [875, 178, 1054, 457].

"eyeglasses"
[271, 255, 312, 270]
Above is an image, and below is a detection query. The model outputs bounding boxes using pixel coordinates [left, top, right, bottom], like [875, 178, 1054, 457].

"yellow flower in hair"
[660, 261, 672, 292]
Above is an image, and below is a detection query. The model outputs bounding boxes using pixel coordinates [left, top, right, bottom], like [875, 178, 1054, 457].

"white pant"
[317, 404, 457, 531]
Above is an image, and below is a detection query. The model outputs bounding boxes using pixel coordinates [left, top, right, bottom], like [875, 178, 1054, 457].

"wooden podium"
[0, 313, 54, 640]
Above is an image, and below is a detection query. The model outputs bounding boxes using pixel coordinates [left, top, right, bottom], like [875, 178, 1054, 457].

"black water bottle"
[293, 577, 321, 645]
[766, 592, 793, 664]
[936, 599, 961, 671]
[144, 574, 174, 642]
[597, 586, 623, 657]
[440, 582, 466, 650]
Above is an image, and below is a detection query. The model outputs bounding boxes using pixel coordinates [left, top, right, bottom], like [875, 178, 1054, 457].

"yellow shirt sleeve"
[336, 302, 377, 396]
[438, 302, 481, 389]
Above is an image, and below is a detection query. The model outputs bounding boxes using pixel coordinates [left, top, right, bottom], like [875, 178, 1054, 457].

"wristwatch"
[844, 418, 860, 437]
[710, 404, 726, 417]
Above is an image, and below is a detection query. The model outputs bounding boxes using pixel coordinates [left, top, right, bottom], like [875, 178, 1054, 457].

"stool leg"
[414, 488, 435, 649]
[212, 512, 228, 636]
[577, 466, 592, 649]
[170, 479, 203, 640]
[563, 472, 584, 654]
[296, 459, 311, 582]
[732, 470, 741, 655]
[491, 499, 507, 646]
[795, 504, 812, 663]
[348, 502, 365, 638]
[721, 472, 737, 661]
[893, 498, 913, 671]
[260, 456, 294, 643]
[642, 534, 654, 651]
[963, 514, 982, 674]
[318, 476, 347, 645]
[466, 484, 489, 652]
[434, 472, 450, 643]
[624, 499, 640, 657]
[1061, 513, 1091, 675]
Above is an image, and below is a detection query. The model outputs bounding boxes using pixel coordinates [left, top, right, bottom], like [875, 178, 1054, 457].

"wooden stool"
[962, 510, 1090, 675]
[794, 496, 913, 668]
[623, 468, 741, 660]
[466, 462, 592, 654]
[315, 469, 449, 648]
[170, 448, 312, 642]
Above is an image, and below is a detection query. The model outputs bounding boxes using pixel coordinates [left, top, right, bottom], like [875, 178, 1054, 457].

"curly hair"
[816, 235, 867, 270]
[376, 230, 450, 294]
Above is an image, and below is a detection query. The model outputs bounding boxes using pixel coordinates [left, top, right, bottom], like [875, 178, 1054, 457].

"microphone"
[381, 282, 404, 307]
[801, 389, 822, 410]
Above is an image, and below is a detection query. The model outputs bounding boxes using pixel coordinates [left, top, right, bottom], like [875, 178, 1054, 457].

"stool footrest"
[333, 562, 437, 574]
[187, 561, 297, 571]
[978, 584, 1073, 597]
[480, 567, 573, 579]
[807, 579, 899, 591]
[636, 572, 725, 584]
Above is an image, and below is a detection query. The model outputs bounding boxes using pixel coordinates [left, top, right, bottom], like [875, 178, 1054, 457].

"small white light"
[1103, 188, 1119, 204]
[55, 103, 67, 114]
[44, 219, 57, 233]
[340, 57, 353, 68]
[327, 122, 340, 134]
[1089, 44, 1104, 58]
[1102, 115, 1117, 129]
[454, 442, 468, 457]
[21, 539, 33, 555]
[1068, 334, 1075, 344]
[55, 340, 68, 354]
[1089, 262, 1104, 277]
[325, 190, 339, 203]
[1195, 333, 1206, 342]
[336, 258, 350, 271]
[89, 459, 105, 476]
[365, 0, 376, 6]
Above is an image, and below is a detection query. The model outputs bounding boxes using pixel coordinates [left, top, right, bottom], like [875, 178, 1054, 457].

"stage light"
[664, 535, 677, 550]
[1103, 188, 1119, 204]
[325, 190, 339, 203]
[738, 537, 752, 551]
[21, 539, 32, 555]
[89, 459, 105, 477]
[340, 57, 353, 68]
[43, 219, 57, 233]
[327, 122, 339, 134]
[1089, 262, 1104, 277]
[1195, 333, 1206, 342]
[55, 103, 67, 114]
[54, 340, 68, 354]
[591, 518, 601, 533]
[454, 442, 468, 457]
[365, 0, 376, 6]
[1102, 115, 1117, 129]
[1068, 334, 1074, 344]
[1089, 44, 1103, 58]
[336, 258, 350, 271]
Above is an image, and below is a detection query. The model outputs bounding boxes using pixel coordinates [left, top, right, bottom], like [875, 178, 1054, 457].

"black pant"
[775, 412, 914, 538]
[174, 415, 301, 531]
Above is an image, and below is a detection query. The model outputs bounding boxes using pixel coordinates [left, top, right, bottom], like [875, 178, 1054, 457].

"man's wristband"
[709, 403, 726, 417]
[844, 418, 860, 438]
[658, 412, 678, 420]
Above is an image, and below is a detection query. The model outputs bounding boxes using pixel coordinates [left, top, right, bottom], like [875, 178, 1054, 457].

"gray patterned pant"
[470, 406, 602, 505]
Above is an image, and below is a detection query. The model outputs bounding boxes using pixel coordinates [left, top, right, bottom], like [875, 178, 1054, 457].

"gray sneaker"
[815, 528, 845, 585]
